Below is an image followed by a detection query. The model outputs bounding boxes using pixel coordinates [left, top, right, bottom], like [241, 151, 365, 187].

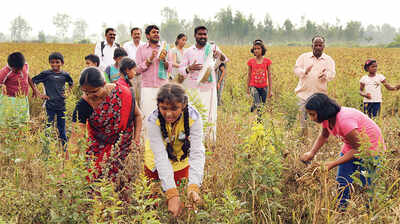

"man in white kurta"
[180, 26, 228, 142]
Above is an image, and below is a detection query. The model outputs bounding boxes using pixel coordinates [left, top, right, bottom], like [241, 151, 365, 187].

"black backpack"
[100, 41, 120, 57]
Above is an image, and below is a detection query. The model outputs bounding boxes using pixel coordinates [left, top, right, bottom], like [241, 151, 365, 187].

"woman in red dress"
[72, 67, 142, 188]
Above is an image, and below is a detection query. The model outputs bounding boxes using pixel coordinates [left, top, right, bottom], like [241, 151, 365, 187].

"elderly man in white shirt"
[294, 36, 336, 136]
[94, 28, 120, 71]
[123, 27, 145, 105]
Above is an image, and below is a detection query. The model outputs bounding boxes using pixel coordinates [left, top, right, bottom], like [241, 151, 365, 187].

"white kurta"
[179, 44, 228, 142]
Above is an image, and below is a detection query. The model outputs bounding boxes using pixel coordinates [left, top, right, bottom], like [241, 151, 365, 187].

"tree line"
[2, 7, 400, 47]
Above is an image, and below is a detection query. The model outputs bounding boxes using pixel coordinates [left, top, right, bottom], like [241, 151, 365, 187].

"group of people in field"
[1, 23, 400, 215]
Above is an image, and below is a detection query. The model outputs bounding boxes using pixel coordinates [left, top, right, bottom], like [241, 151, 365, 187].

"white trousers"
[188, 87, 217, 142]
[140, 87, 159, 120]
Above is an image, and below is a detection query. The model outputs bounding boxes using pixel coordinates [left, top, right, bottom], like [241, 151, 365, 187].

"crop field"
[1, 43, 400, 223]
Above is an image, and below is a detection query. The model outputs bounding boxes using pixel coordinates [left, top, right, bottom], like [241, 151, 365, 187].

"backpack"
[100, 41, 120, 57]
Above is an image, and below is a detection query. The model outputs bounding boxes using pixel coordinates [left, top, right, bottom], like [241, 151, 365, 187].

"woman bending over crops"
[300, 93, 384, 209]
[72, 67, 142, 188]
[144, 83, 205, 218]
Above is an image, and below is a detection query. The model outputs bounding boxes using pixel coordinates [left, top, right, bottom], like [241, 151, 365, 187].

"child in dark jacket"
[33, 52, 73, 148]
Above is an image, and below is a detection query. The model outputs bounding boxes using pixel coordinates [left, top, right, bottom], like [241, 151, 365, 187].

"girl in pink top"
[300, 93, 384, 209]
[247, 39, 272, 117]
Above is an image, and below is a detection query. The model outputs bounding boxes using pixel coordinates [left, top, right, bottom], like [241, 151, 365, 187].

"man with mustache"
[94, 28, 120, 71]
[180, 26, 228, 142]
[123, 27, 145, 107]
[294, 36, 336, 137]
[136, 25, 170, 119]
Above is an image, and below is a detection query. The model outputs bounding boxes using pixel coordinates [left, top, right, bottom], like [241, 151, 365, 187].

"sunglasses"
[108, 33, 117, 37]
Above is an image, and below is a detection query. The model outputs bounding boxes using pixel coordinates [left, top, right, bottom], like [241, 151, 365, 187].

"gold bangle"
[187, 184, 200, 194]
[165, 188, 179, 200]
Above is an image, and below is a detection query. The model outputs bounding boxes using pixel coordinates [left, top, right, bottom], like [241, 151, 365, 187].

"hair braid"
[123, 74, 132, 87]
[180, 105, 191, 161]
[119, 57, 135, 87]
[158, 109, 177, 161]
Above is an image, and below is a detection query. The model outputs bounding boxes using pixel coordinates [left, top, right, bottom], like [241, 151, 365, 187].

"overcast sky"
[1, 0, 399, 39]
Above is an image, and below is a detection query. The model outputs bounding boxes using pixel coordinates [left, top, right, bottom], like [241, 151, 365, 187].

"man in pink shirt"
[294, 36, 336, 136]
[136, 25, 170, 119]
[179, 26, 228, 142]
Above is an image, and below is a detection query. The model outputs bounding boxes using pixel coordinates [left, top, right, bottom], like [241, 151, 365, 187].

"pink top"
[135, 42, 171, 88]
[247, 58, 272, 88]
[294, 52, 336, 100]
[0, 64, 29, 97]
[322, 107, 384, 154]
[180, 45, 228, 91]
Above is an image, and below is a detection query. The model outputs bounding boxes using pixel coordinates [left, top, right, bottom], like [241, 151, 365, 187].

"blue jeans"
[363, 102, 381, 118]
[46, 108, 67, 146]
[336, 152, 376, 208]
[250, 87, 268, 111]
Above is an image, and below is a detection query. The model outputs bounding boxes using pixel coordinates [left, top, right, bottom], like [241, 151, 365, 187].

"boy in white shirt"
[359, 59, 400, 118]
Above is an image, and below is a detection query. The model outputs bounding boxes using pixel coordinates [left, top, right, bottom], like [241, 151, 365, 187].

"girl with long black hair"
[144, 83, 205, 217]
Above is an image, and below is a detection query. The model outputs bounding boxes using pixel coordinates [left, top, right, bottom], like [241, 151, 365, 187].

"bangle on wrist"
[165, 188, 179, 200]
[187, 184, 200, 194]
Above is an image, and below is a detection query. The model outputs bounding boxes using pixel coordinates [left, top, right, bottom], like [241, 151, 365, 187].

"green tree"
[283, 19, 294, 41]
[0, 32, 6, 42]
[72, 19, 88, 41]
[160, 7, 182, 43]
[263, 14, 274, 41]
[38, 31, 46, 43]
[9, 16, 31, 42]
[344, 21, 363, 42]
[116, 23, 130, 43]
[53, 13, 71, 40]
[380, 24, 397, 44]
[232, 11, 255, 44]
[304, 20, 317, 40]
[215, 7, 234, 43]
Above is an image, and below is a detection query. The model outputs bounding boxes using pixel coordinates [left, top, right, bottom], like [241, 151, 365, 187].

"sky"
[1, 0, 399, 40]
